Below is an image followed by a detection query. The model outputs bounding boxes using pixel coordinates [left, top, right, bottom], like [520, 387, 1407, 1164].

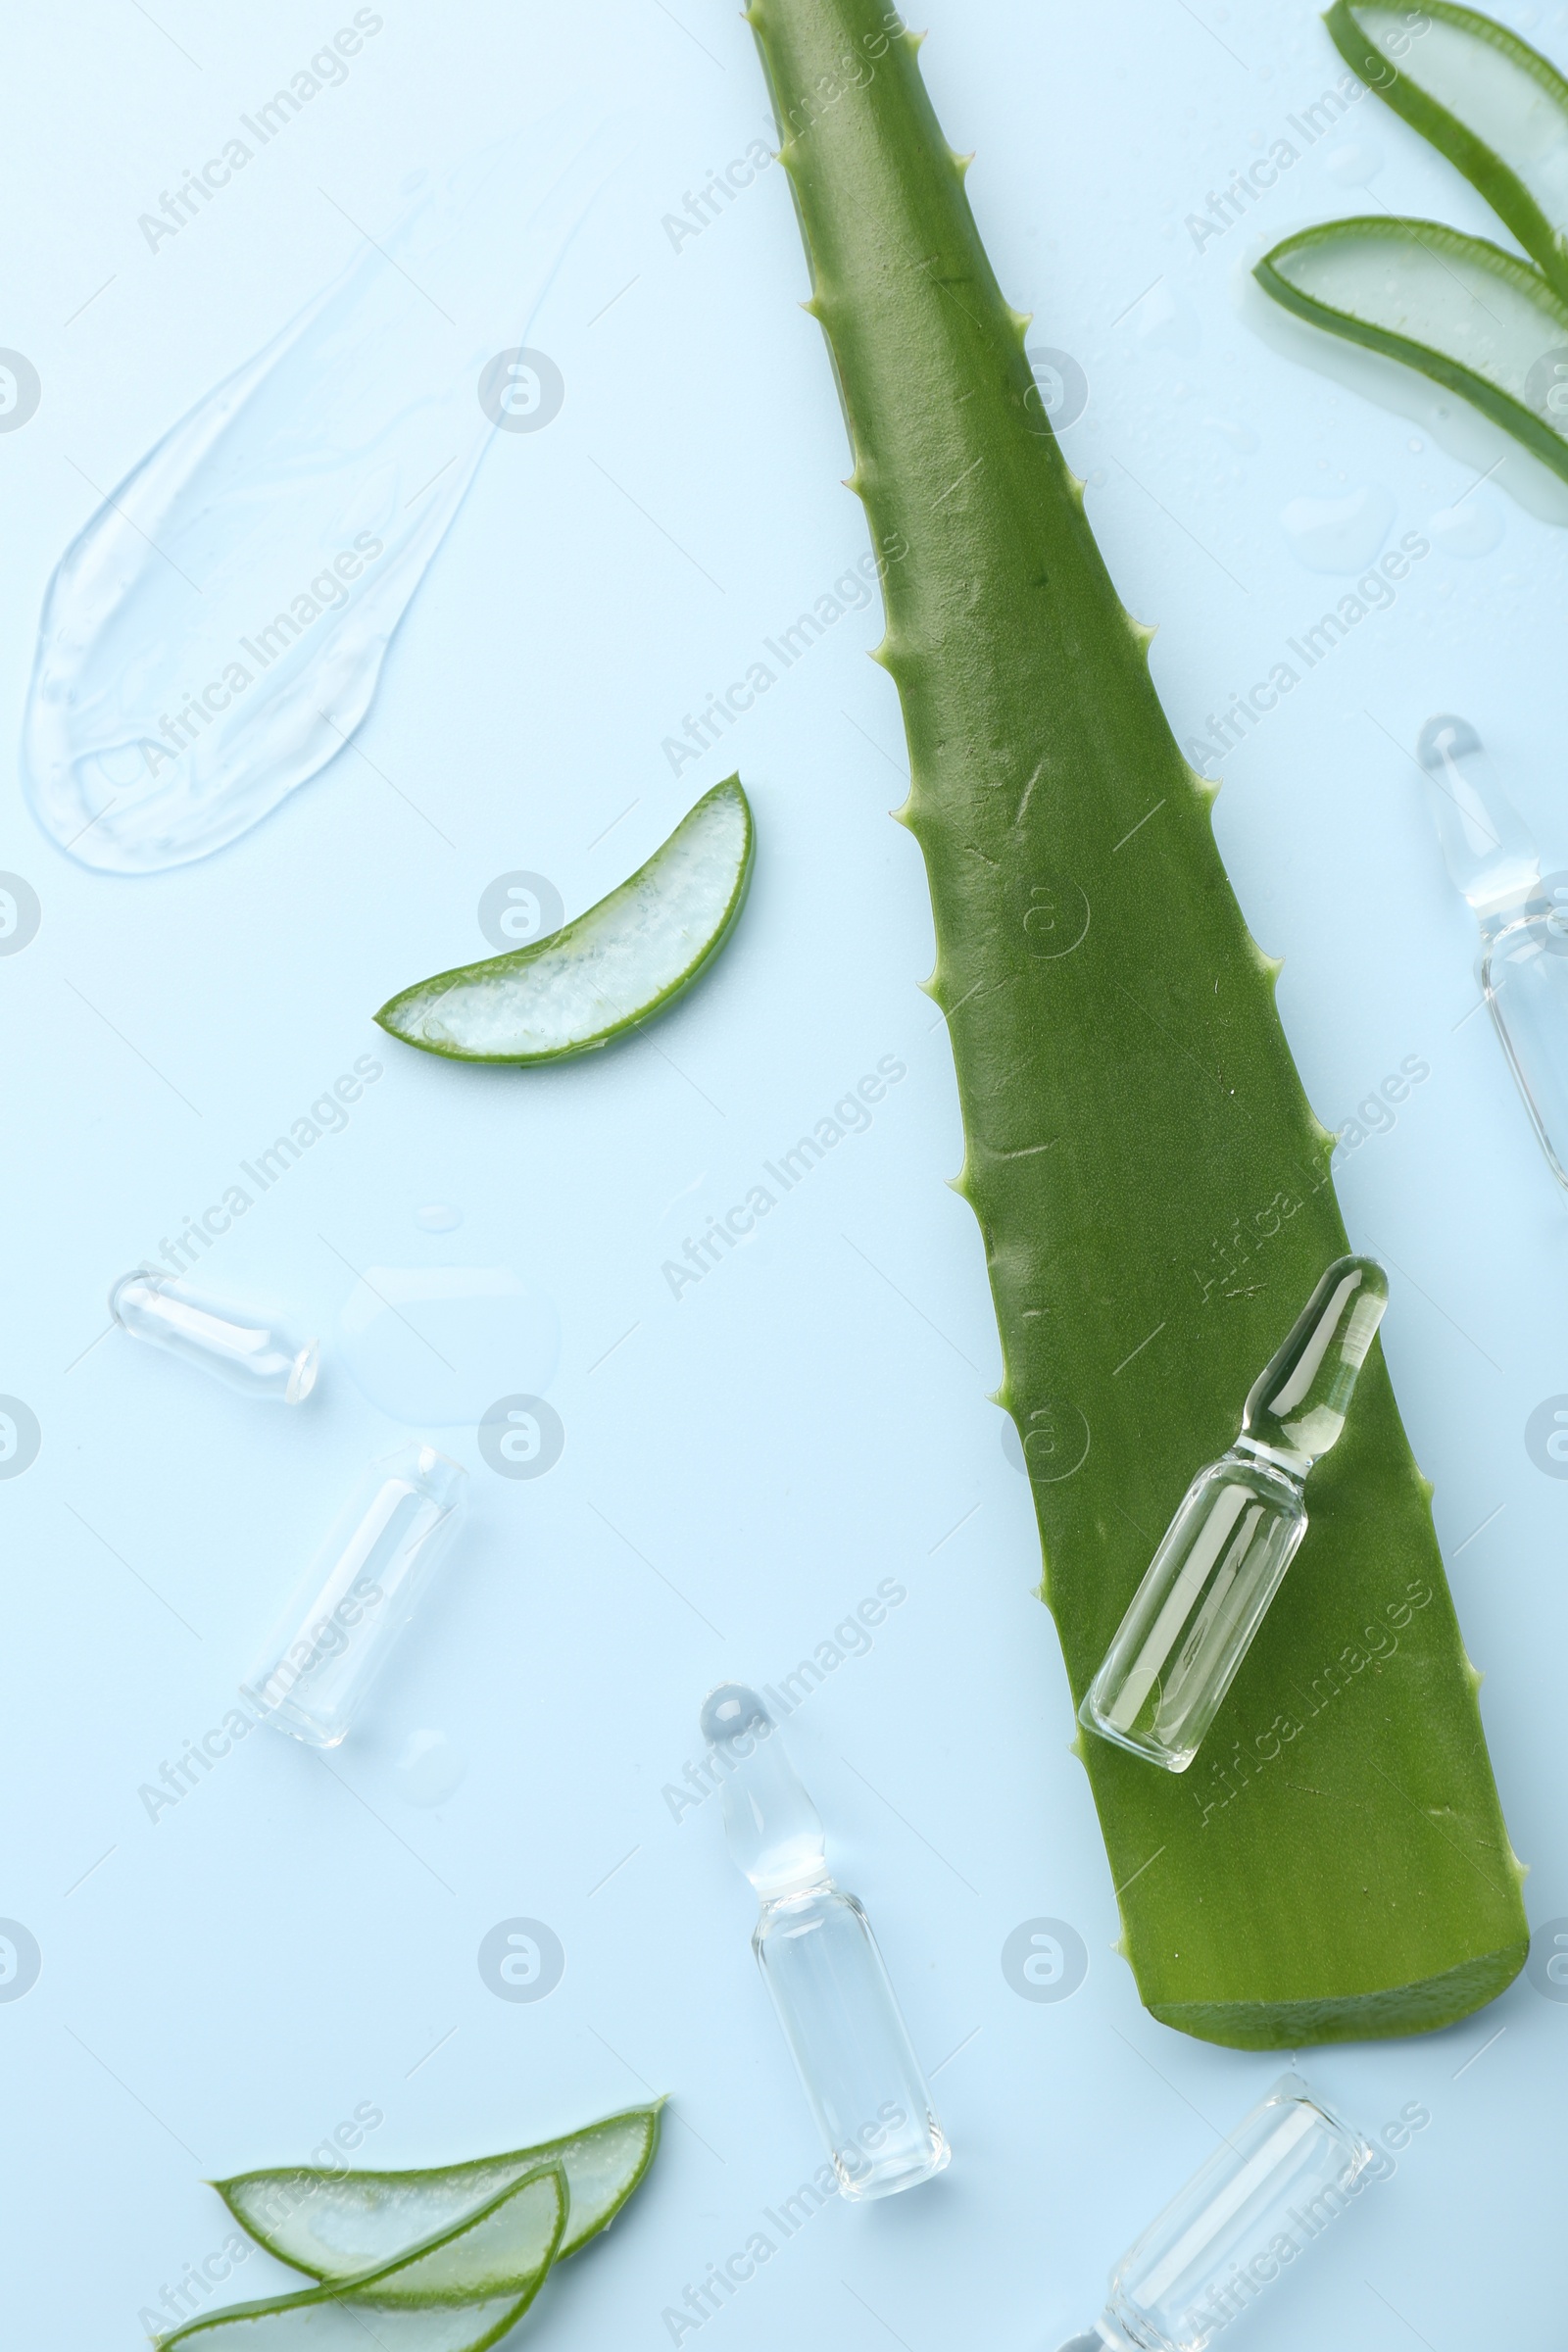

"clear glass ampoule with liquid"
[110, 1268, 318, 1403]
[1417, 713, 1568, 1190]
[1080, 1255, 1388, 1771]
[244, 1442, 466, 1746]
[1056, 2073, 1372, 2352]
[701, 1684, 949, 2199]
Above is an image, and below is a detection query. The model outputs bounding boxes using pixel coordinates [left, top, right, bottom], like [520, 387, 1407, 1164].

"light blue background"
[3, 1, 1566, 2344]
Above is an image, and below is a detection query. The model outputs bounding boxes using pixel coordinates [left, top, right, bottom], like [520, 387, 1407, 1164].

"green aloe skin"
[1256, 3, 1568, 484]
[742, 0, 1528, 2043]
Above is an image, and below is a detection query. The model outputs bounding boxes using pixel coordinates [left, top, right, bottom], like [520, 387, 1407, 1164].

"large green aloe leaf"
[742, 0, 1527, 2043]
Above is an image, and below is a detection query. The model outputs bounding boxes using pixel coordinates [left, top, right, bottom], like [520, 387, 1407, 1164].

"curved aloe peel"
[1257, 220, 1568, 484]
[375, 778, 753, 1062]
[1258, 3, 1568, 479]
[1324, 0, 1568, 298]
[158, 2164, 566, 2348]
[744, 0, 1526, 2041]
[217, 2103, 662, 2280]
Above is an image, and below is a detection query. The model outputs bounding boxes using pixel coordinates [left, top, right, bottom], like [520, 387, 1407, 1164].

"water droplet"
[416, 1202, 464, 1233]
[339, 1264, 560, 1422]
[1323, 140, 1380, 186]
[1279, 485, 1396, 573]
[1428, 494, 1505, 558]
[1002, 1418, 1025, 1473]
[1127, 280, 1199, 352]
[1207, 416, 1260, 454]
[23, 125, 608, 873]
[394, 1728, 467, 1806]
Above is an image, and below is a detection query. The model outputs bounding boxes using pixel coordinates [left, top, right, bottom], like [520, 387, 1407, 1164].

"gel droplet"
[1428, 494, 1505, 557]
[1323, 140, 1380, 185]
[394, 1728, 468, 1806]
[23, 121, 612, 872]
[1279, 485, 1396, 572]
[338, 1263, 560, 1422]
[416, 1202, 465, 1233]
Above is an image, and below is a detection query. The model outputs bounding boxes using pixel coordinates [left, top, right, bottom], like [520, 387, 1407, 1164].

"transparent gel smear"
[24, 119, 612, 872]
[1417, 714, 1568, 1189]
[1060, 2073, 1372, 2352]
[701, 1684, 949, 2200]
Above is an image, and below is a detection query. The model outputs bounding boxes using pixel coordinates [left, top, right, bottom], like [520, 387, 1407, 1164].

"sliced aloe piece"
[216, 2105, 662, 2282]
[160, 2165, 565, 2347]
[1255, 217, 1568, 483]
[1326, 0, 1568, 299]
[375, 778, 754, 1062]
[163, 2299, 533, 2352]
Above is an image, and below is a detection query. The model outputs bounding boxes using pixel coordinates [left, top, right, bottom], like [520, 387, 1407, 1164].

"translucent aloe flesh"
[745, 0, 1527, 2042]
[375, 779, 753, 1062]
[1257, 3, 1568, 478]
[216, 2106, 661, 2280]
[1257, 222, 1568, 484]
[1324, 0, 1568, 298]
[160, 2166, 566, 2347]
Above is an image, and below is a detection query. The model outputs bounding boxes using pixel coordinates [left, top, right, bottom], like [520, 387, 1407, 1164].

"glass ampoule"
[244, 1442, 466, 1747]
[1080, 1256, 1388, 1771]
[110, 1268, 318, 1403]
[1056, 2073, 1372, 2352]
[1417, 714, 1568, 1191]
[701, 1684, 949, 2200]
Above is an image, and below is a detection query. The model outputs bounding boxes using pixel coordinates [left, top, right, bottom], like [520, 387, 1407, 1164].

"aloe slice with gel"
[158, 2165, 566, 2346]
[375, 780, 754, 1062]
[1256, 218, 1568, 481]
[1324, 0, 1568, 299]
[216, 2105, 662, 2281]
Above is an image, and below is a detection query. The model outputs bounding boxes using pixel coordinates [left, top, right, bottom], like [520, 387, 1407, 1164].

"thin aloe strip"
[158, 2164, 566, 2348]
[217, 2104, 662, 2281]
[742, 0, 1526, 2044]
[1324, 0, 1568, 300]
[1256, 217, 1568, 485]
[375, 778, 753, 1062]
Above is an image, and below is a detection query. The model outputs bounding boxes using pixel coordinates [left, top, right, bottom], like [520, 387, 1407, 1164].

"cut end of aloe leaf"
[1256, 218, 1568, 486]
[215, 2104, 662, 2283]
[375, 779, 754, 1063]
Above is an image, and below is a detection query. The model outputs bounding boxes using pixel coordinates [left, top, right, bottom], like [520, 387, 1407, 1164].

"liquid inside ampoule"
[701, 1685, 949, 2199]
[110, 1269, 318, 1404]
[1059, 2073, 1373, 2352]
[1417, 714, 1568, 1191]
[1081, 1257, 1387, 1769]
[245, 1443, 466, 1746]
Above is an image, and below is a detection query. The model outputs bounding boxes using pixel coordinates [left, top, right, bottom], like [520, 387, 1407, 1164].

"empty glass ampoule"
[701, 1684, 949, 2199]
[110, 1268, 318, 1404]
[1081, 1255, 1388, 1771]
[244, 1443, 466, 1746]
[1417, 714, 1568, 1190]
[1055, 2073, 1372, 2352]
